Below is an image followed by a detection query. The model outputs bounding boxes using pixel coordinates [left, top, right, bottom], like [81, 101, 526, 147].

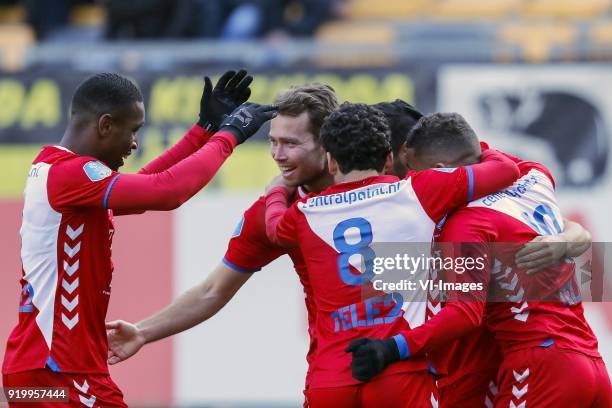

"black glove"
[345, 337, 401, 382]
[198, 69, 253, 132]
[219, 102, 278, 145]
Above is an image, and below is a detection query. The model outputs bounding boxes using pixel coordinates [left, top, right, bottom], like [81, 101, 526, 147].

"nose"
[131, 137, 138, 151]
[272, 144, 287, 162]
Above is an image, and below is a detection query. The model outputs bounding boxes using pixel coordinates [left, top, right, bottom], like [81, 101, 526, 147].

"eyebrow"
[270, 134, 301, 143]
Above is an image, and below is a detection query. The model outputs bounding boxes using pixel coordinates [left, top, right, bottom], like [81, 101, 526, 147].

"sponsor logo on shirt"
[83, 161, 112, 182]
[302, 181, 402, 209]
[27, 163, 43, 178]
[481, 174, 539, 207]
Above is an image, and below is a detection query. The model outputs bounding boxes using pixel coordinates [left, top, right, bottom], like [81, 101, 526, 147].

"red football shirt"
[3, 146, 122, 374]
[396, 160, 600, 385]
[265, 147, 520, 388]
[2, 125, 242, 375]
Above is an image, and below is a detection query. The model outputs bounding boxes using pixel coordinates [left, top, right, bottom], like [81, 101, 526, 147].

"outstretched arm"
[412, 147, 520, 223]
[106, 104, 278, 214]
[107, 262, 252, 364]
[113, 124, 213, 216]
[469, 148, 521, 201]
[107, 131, 237, 213]
[138, 125, 212, 175]
[138, 69, 252, 175]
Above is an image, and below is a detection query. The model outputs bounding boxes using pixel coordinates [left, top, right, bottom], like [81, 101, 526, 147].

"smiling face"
[269, 112, 328, 190]
[98, 101, 145, 170]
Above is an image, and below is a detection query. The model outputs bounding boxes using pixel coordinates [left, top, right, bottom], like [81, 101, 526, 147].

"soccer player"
[347, 113, 610, 407]
[102, 96, 463, 401]
[105, 94, 452, 407]
[1, 70, 276, 407]
[263, 104, 523, 407]
[105, 83, 341, 405]
[106, 95, 586, 406]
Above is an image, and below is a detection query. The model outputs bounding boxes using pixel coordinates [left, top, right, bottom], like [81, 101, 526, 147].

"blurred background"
[0, 0, 611, 406]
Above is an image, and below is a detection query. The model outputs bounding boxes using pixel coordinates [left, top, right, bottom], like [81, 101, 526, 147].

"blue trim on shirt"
[428, 361, 437, 375]
[46, 356, 61, 372]
[436, 215, 448, 230]
[466, 166, 474, 201]
[103, 174, 121, 209]
[539, 339, 554, 348]
[393, 334, 410, 360]
[222, 258, 260, 273]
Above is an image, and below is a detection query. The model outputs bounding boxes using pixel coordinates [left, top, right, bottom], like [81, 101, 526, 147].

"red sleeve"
[138, 124, 212, 175]
[393, 302, 486, 359]
[223, 197, 287, 273]
[519, 161, 556, 189]
[482, 141, 557, 189]
[105, 131, 237, 214]
[392, 210, 494, 359]
[264, 186, 299, 248]
[47, 157, 121, 211]
[411, 148, 520, 223]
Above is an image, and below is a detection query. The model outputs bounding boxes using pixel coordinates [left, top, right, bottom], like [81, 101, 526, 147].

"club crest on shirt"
[83, 161, 112, 182]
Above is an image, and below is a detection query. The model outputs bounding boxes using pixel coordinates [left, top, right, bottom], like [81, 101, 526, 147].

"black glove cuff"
[197, 117, 219, 133]
[219, 124, 244, 144]
[382, 338, 401, 364]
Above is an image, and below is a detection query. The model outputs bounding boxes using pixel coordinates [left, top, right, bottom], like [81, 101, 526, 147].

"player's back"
[447, 160, 600, 358]
[287, 175, 438, 388]
[268, 147, 524, 388]
[3, 146, 118, 375]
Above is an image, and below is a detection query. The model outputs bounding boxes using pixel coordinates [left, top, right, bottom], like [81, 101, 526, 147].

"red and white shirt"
[265, 148, 520, 388]
[398, 160, 600, 381]
[4, 146, 121, 374]
[3, 125, 240, 375]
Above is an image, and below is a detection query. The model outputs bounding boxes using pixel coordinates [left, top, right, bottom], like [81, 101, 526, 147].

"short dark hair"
[373, 99, 423, 154]
[408, 112, 479, 162]
[320, 102, 391, 173]
[71, 73, 143, 118]
[274, 83, 338, 141]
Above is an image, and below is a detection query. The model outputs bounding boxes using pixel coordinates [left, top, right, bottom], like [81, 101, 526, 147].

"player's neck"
[303, 172, 334, 194]
[60, 121, 98, 158]
[334, 169, 381, 185]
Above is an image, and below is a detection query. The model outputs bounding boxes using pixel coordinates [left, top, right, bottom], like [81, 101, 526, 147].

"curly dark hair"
[372, 99, 423, 154]
[320, 102, 391, 174]
[408, 112, 479, 162]
[71, 73, 143, 118]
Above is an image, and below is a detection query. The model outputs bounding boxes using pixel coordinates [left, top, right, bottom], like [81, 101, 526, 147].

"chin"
[285, 179, 302, 188]
[282, 175, 302, 187]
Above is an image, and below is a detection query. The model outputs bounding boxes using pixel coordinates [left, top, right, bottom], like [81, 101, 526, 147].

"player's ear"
[327, 152, 338, 176]
[98, 113, 113, 139]
[401, 144, 414, 167]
